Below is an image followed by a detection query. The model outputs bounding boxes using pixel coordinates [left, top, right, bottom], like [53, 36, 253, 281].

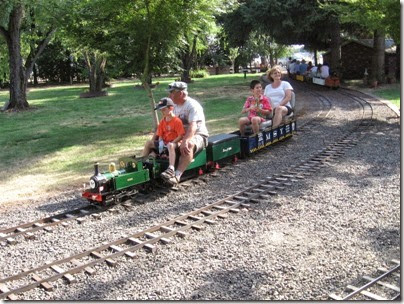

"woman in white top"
[320, 63, 330, 78]
[263, 65, 294, 128]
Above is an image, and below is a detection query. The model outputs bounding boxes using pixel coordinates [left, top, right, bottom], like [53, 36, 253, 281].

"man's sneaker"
[165, 175, 179, 186]
[160, 168, 175, 181]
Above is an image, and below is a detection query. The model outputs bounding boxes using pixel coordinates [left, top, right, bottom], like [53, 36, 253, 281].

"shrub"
[190, 69, 209, 78]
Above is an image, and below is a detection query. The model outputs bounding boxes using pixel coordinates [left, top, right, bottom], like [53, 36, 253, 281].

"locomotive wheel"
[102, 196, 115, 207]
[138, 183, 154, 194]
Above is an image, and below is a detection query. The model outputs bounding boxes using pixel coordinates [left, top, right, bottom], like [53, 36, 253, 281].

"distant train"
[292, 73, 340, 89]
[82, 108, 297, 206]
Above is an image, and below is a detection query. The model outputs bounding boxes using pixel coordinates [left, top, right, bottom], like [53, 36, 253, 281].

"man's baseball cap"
[154, 97, 175, 110]
[167, 81, 187, 92]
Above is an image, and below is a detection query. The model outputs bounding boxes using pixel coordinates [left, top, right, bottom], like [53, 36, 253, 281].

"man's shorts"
[190, 134, 208, 154]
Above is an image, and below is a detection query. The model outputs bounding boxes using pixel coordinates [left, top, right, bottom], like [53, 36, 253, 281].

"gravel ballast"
[0, 85, 400, 300]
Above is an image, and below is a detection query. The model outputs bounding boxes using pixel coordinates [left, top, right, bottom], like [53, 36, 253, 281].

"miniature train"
[291, 73, 340, 89]
[82, 117, 297, 206]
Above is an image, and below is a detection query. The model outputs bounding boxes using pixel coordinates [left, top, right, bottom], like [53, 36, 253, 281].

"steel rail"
[0, 121, 372, 300]
[329, 260, 400, 300]
[0, 205, 106, 244]
[0, 86, 379, 300]
[0, 86, 332, 246]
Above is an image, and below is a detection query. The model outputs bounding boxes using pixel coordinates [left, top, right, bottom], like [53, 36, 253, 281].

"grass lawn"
[372, 85, 400, 109]
[343, 80, 400, 109]
[0, 74, 258, 204]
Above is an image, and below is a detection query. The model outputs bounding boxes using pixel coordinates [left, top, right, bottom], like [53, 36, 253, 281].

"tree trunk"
[269, 53, 274, 67]
[314, 50, 318, 66]
[329, 16, 341, 75]
[181, 34, 198, 83]
[25, 28, 56, 85]
[83, 51, 107, 93]
[0, 4, 55, 111]
[142, 16, 158, 130]
[0, 4, 29, 111]
[95, 57, 107, 92]
[395, 43, 400, 80]
[33, 64, 38, 86]
[370, 29, 385, 83]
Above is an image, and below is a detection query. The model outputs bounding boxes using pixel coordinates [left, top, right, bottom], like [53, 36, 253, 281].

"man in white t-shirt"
[160, 81, 209, 185]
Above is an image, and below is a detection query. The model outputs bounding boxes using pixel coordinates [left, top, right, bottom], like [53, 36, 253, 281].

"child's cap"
[154, 97, 175, 110]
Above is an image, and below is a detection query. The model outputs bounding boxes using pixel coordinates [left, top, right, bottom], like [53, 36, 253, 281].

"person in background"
[160, 81, 209, 185]
[264, 65, 294, 129]
[288, 59, 296, 77]
[239, 80, 272, 136]
[307, 61, 313, 73]
[321, 62, 330, 78]
[299, 59, 308, 75]
[311, 64, 321, 78]
[286, 57, 292, 77]
[293, 60, 301, 75]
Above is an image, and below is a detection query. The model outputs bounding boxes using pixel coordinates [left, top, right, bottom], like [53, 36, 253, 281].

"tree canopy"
[0, 0, 73, 110]
[0, 0, 400, 112]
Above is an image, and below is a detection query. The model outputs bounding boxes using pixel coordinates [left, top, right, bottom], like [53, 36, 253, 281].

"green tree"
[177, 0, 220, 82]
[105, 0, 186, 128]
[0, 40, 8, 87]
[62, 0, 114, 95]
[221, 0, 342, 73]
[321, 0, 400, 82]
[35, 39, 76, 83]
[0, 0, 71, 111]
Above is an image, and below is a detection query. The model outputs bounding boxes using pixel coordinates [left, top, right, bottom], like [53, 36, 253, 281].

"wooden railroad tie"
[362, 275, 400, 292]
[128, 238, 157, 252]
[109, 245, 136, 258]
[90, 251, 117, 267]
[71, 258, 96, 275]
[31, 274, 54, 291]
[0, 283, 18, 300]
[50, 265, 77, 283]
[345, 284, 387, 300]
[6, 237, 16, 245]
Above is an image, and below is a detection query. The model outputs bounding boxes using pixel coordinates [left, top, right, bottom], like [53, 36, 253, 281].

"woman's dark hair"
[250, 79, 261, 89]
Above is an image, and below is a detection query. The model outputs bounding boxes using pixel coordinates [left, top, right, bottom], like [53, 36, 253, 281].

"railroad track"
[329, 259, 400, 300]
[0, 122, 368, 300]
[0, 205, 108, 245]
[337, 88, 374, 126]
[0, 87, 385, 300]
[0, 87, 334, 246]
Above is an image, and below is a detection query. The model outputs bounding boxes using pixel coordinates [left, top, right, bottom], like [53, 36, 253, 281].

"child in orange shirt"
[142, 97, 185, 174]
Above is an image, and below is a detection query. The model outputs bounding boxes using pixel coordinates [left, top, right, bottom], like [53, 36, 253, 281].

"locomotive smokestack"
[94, 162, 99, 175]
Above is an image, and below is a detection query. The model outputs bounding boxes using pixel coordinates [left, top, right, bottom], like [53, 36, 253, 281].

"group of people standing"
[287, 57, 330, 79]
[141, 66, 293, 185]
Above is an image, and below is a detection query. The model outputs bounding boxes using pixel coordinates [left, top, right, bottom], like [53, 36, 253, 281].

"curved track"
[1, 83, 393, 300]
[0, 86, 333, 246]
